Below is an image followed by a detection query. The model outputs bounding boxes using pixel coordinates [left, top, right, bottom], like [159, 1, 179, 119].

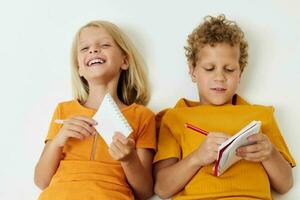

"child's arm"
[109, 133, 154, 200]
[34, 116, 96, 189]
[34, 140, 64, 189]
[237, 133, 293, 194]
[153, 133, 229, 199]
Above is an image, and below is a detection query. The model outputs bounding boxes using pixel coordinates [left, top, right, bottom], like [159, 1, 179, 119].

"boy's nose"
[214, 71, 226, 82]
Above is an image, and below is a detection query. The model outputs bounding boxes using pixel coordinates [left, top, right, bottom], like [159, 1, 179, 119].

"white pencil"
[54, 119, 65, 124]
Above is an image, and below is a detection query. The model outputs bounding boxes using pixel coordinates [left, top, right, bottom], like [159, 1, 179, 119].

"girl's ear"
[121, 55, 129, 70]
[78, 66, 83, 77]
[188, 63, 197, 83]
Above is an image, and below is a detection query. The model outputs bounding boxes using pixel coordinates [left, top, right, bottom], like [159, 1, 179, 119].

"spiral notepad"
[93, 93, 133, 146]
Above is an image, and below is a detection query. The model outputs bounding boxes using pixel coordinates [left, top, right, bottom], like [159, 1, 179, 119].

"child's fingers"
[65, 123, 93, 137]
[237, 143, 265, 154]
[238, 151, 268, 162]
[247, 133, 265, 142]
[207, 137, 229, 145]
[126, 138, 135, 147]
[109, 142, 124, 157]
[72, 116, 98, 126]
[208, 132, 230, 139]
[66, 130, 85, 140]
[113, 139, 126, 150]
[113, 132, 126, 142]
[108, 145, 118, 158]
[69, 119, 96, 135]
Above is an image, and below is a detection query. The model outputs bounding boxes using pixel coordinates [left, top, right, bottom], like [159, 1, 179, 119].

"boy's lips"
[211, 87, 227, 92]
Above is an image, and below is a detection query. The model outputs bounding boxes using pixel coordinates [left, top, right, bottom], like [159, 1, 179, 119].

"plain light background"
[0, 0, 299, 199]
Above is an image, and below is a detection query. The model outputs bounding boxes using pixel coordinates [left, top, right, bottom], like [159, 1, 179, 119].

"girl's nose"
[89, 48, 99, 54]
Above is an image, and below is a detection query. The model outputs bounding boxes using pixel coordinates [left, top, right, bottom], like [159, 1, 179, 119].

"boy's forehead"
[196, 43, 240, 62]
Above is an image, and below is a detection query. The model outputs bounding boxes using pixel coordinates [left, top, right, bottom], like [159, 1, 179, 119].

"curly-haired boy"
[153, 14, 295, 200]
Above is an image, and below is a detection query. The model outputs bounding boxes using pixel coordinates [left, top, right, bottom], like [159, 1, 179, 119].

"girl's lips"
[86, 57, 106, 66]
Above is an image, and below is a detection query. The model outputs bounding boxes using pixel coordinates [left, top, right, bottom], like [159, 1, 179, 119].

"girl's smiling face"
[77, 26, 128, 83]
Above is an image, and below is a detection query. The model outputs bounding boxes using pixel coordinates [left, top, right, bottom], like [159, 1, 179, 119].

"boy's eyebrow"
[198, 61, 214, 66]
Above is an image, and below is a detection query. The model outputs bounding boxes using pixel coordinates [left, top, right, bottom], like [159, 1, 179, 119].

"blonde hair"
[185, 14, 248, 72]
[71, 20, 150, 105]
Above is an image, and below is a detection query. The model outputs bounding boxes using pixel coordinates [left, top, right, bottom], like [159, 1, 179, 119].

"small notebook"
[214, 120, 261, 176]
[93, 93, 133, 146]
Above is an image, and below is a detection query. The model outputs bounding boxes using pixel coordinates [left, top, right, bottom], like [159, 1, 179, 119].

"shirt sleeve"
[45, 104, 63, 142]
[153, 113, 181, 163]
[264, 107, 296, 167]
[135, 109, 156, 150]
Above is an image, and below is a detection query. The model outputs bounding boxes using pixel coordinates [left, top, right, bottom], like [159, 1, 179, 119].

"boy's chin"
[208, 98, 232, 106]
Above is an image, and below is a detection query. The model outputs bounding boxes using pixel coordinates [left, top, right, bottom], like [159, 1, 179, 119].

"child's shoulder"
[53, 100, 82, 114]
[129, 103, 155, 119]
[56, 99, 78, 107]
[155, 98, 198, 125]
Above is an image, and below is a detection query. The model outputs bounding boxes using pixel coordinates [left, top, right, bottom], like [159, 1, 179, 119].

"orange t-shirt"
[154, 95, 295, 200]
[38, 100, 156, 200]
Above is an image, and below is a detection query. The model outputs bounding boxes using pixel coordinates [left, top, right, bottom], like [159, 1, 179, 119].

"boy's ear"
[188, 63, 197, 83]
[121, 55, 129, 70]
[238, 68, 243, 83]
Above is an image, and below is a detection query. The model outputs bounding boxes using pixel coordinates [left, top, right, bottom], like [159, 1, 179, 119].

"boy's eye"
[204, 67, 214, 71]
[225, 68, 235, 72]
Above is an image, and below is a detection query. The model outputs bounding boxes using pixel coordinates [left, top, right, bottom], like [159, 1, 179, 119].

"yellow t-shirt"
[154, 95, 295, 200]
[39, 100, 156, 200]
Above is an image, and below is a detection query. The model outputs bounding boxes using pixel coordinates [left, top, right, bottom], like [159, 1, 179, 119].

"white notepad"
[93, 93, 133, 146]
[214, 120, 261, 176]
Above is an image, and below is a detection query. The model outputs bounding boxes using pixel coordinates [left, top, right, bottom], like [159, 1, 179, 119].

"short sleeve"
[135, 110, 156, 150]
[153, 114, 181, 163]
[265, 108, 296, 167]
[45, 104, 63, 142]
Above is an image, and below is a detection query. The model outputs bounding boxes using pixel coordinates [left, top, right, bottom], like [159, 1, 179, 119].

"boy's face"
[189, 43, 241, 106]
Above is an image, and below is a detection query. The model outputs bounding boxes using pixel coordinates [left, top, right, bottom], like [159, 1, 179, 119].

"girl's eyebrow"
[79, 37, 112, 45]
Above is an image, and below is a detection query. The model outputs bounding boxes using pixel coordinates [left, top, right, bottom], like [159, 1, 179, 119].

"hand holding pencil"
[185, 123, 229, 167]
[51, 116, 98, 147]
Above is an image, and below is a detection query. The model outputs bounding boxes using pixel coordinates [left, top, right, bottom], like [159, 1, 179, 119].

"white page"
[216, 121, 261, 176]
[93, 93, 133, 146]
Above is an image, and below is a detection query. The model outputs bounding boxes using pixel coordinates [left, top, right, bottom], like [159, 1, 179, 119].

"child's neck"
[84, 84, 126, 110]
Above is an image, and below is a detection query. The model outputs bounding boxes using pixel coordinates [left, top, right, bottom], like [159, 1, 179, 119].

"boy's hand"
[194, 132, 229, 167]
[53, 116, 97, 147]
[236, 133, 274, 162]
[108, 132, 136, 162]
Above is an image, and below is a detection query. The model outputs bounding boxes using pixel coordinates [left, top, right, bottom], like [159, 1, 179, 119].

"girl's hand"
[108, 132, 136, 162]
[194, 132, 229, 167]
[52, 116, 97, 147]
[236, 133, 274, 162]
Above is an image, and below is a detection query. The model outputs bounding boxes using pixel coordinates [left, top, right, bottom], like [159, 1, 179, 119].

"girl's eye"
[80, 47, 88, 51]
[101, 43, 111, 48]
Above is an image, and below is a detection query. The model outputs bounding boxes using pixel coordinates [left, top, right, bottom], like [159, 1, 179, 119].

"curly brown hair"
[185, 14, 248, 72]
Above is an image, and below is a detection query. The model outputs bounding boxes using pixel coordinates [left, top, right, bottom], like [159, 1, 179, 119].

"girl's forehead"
[79, 26, 113, 41]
